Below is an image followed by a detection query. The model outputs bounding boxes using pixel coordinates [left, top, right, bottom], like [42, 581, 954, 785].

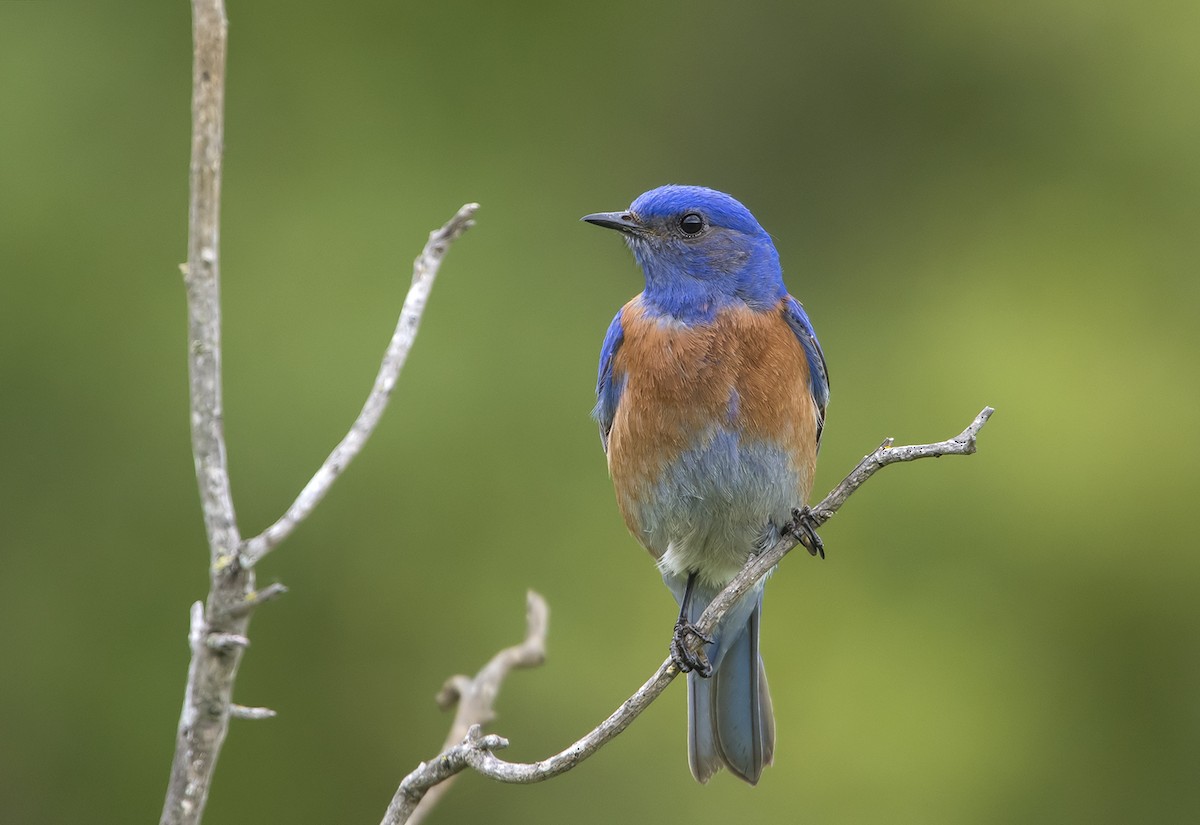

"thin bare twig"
[218, 581, 289, 620]
[386, 407, 994, 817]
[384, 591, 549, 825]
[240, 202, 479, 568]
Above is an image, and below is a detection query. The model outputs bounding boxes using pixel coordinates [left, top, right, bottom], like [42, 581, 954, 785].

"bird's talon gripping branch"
[790, 506, 825, 559]
[670, 619, 714, 677]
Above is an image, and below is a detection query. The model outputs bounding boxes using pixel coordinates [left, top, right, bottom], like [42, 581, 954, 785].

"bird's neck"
[638, 263, 786, 325]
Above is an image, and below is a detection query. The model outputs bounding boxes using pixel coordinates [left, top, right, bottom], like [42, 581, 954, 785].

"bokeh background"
[2, 1, 1197, 823]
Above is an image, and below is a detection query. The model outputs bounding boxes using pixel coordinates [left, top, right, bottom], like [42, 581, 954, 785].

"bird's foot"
[790, 506, 825, 559]
[670, 619, 713, 677]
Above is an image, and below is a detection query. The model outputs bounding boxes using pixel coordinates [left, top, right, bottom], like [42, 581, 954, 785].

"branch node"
[462, 724, 508, 751]
[219, 582, 288, 620]
[229, 704, 277, 721]
[479, 734, 510, 752]
[187, 600, 207, 650]
[206, 632, 250, 652]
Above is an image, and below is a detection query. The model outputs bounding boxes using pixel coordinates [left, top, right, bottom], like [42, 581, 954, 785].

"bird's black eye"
[679, 212, 704, 236]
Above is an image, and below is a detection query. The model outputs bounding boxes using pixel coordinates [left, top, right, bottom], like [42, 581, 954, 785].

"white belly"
[631, 428, 806, 587]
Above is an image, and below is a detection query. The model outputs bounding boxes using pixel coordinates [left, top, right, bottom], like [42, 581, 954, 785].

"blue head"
[583, 185, 786, 323]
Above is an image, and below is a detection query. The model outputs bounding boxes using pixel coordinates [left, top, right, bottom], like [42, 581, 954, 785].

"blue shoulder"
[782, 296, 830, 443]
[593, 309, 625, 452]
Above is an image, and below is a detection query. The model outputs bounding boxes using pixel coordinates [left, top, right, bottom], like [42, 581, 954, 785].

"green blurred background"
[2, 1, 1197, 822]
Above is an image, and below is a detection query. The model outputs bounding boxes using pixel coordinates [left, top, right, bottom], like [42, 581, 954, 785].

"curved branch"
[241, 202, 479, 567]
[385, 592, 551, 825]
[385, 407, 995, 818]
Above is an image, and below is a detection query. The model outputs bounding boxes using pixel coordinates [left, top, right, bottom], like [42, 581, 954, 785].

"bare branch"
[695, 406, 996, 639]
[182, 0, 239, 561]
[391, 655, 678, 811]
[385, 407, 995, 817]
[384, 592, 550, 825]
[163, 4, 480, 823]
[161, 4, 259, 823]
[240, 202, 480, 568]
[809, 405, 994, 523]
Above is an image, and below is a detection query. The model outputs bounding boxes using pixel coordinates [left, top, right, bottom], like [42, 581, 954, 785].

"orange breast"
[607, 296, 820, 549]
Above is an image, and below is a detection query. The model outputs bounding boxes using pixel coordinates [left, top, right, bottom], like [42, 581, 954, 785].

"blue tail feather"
[671, 577, 775, 785]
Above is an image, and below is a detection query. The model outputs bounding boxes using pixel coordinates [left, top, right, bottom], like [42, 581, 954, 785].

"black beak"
[581, 210, 643, 235]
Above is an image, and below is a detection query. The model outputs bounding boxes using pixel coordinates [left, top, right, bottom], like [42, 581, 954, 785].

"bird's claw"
[790, 506, 825, 559]
[670, 619, 714, 677]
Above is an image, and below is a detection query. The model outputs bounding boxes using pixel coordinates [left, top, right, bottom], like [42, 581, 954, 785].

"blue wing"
[592, 310, 625, 453]
[782, 296, 830, 446]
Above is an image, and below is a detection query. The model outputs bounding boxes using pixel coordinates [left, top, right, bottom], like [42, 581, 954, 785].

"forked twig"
[387, 592, 550, 825]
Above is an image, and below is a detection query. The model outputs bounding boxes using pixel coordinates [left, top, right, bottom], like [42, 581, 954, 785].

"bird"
[582, 185, 829, 785]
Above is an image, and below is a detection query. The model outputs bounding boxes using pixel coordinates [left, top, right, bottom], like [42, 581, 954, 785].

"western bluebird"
[583, 185, 829, 785]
